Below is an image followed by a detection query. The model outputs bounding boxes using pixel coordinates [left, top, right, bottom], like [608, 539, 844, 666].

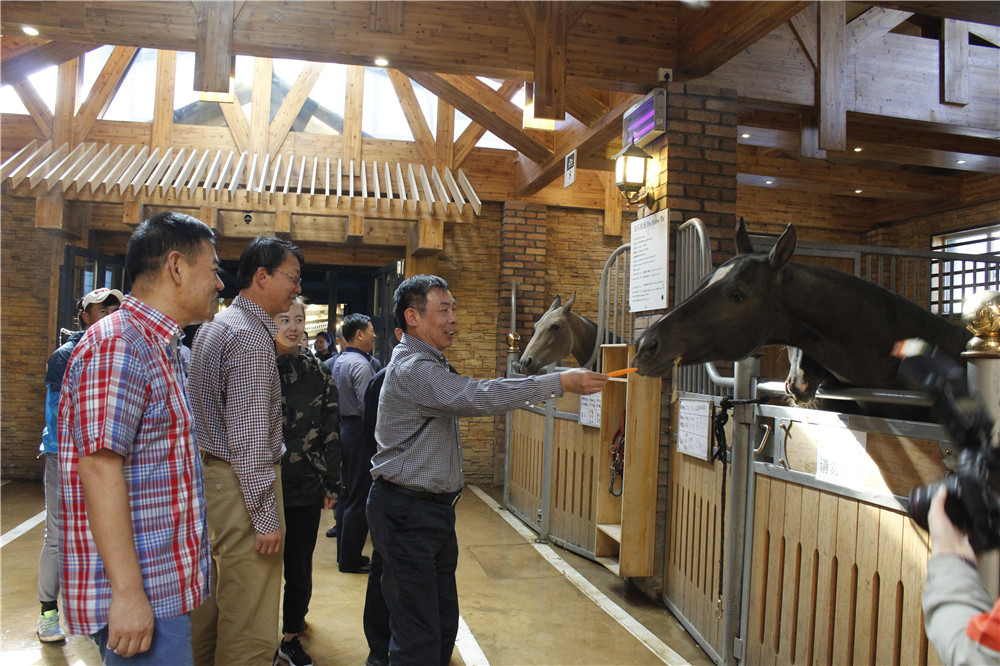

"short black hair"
[315, 330, 333, 344]
[393, 274, 449, 332]
[342, 313, 372, 342]
[125, 211, 216, 284]
[235, 235, 305, 290]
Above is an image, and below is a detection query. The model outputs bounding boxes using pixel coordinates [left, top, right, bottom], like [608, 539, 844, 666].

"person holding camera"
[923, 486, 1000, 665]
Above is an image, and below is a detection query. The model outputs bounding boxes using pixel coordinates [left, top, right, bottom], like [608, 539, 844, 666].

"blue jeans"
[91, 614, 192, 665]
[366, 482, 459, 666]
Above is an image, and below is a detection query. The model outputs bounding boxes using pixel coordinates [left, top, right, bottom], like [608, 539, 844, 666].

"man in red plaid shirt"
[59, 211, 223, 664]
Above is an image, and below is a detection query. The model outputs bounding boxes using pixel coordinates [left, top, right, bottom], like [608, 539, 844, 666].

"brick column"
[493, 201, 548, 484]
[633, 83, 739, 600]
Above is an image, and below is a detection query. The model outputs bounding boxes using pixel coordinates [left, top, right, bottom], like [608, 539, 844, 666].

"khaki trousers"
[192, 460, 284, 666]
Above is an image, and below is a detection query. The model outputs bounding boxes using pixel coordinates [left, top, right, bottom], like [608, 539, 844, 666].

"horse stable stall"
[505, 217, 1000, 665]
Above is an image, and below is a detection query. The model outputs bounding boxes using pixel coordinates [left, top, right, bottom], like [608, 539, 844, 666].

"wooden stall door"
[744, 476, 938, 666]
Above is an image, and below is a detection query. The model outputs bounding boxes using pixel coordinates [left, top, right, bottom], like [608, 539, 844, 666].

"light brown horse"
[515, 293, 599, 374]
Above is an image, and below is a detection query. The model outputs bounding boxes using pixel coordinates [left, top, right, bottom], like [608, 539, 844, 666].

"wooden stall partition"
[507, 408, 545, 530]
[550, 397, 602, 554]
[663, 441, 729, 659]
[743, 476, 939, 665]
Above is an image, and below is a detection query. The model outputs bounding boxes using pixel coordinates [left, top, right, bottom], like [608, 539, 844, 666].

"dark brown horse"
[633, 221, 971, 398]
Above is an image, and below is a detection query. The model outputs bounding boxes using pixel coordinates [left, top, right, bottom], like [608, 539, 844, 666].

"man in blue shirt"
[35, 287, 122, 643]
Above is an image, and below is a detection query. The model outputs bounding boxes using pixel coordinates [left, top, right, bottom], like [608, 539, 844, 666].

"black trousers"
[363, 549, 391, 660]
[282, 502, 322, 634]
[366, 482, 459, 666]
[337, 417, 373, 568]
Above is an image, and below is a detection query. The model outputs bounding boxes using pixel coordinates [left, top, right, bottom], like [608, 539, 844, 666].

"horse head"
[517, 293, 579, 375]
[633, 220, 797, 377]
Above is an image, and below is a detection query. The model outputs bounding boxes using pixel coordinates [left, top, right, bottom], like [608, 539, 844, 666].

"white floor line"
[455, 614, 490, 666]
[467, 485, 691, 666]
[1, 510, 46, 548]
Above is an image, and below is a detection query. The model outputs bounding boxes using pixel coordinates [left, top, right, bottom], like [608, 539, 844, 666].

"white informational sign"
[629, 209, 670, 312]
[564, 149, 577, 188]
[677, 397, 712, 460]
[578, 392, 602, 428]
[814, 426, 870, 492]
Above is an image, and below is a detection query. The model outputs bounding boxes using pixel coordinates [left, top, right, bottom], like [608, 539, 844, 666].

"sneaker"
[278, 636, 313, 666]
[36, 609, 66, 643]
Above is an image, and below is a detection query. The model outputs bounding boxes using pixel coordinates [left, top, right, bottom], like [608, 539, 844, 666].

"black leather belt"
[375, 476, 462, 507]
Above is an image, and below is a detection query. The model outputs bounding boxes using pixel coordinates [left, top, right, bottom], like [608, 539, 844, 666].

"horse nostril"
[639, 339, 657, 358]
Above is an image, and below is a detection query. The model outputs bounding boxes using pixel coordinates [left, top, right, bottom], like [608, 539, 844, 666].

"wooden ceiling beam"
[739, 145, 963, 198]
[453, 80, 521, 168]
[516, 92, 640, 196]
[73, 46, 137, 143]
[405, 71, 553, 164]
[193, 0, 235, 93]
[268, 62, 324, 156]
[342, 65, 364, 165]
[739, 123, 1000, 173]
[387, 69, 436, 164]
[818, 2, 847, 152]
[12, 79, 53, 139]
[532, 2, 567, 121]
[869, 2, 1000, 27]
[0, 39, 94, 87]
[0, 1, 673, 93]
[675, 1, 812, 80]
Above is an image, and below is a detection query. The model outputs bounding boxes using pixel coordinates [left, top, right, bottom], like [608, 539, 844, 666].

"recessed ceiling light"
[741, 133, 750, 139]
[374, 56, 389, 67]
[853, 147, 863, 152]
[855, 189, 863, 194]
[22, 26, 39, 36]
[956, 159, 967, 165]
[765, 179, 774, 185]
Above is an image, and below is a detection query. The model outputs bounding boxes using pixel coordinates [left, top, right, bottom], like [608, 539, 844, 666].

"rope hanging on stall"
[609, 412, 626, 496]
[711, 395, 767, 618]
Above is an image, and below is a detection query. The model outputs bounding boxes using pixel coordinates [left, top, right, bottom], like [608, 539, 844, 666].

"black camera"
[896, 340, 1000, 552]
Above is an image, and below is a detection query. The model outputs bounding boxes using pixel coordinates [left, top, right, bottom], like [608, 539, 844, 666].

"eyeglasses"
[274, 269, 302, 285]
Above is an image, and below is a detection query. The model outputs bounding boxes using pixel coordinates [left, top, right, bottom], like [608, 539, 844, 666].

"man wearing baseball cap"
[35, 287, 122, 643]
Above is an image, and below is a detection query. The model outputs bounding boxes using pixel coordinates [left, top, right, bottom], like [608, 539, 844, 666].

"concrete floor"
[1, 479, 712, 665]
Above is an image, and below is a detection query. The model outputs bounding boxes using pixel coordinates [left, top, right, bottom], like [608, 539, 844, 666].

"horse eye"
[550, 324, 560, 331]
[729, 290, 745, 303]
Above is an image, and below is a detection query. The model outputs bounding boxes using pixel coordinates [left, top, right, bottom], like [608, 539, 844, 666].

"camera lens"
[908, 478, 973, 533]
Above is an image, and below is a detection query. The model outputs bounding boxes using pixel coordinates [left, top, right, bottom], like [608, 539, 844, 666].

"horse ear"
[769, 224, 797, 269]
[735, 217, 754, 255]
[564, 292, 576, 312]
[548, 295, 562, 311]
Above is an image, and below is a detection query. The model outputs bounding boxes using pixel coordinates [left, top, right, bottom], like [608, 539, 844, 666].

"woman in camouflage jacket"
[275, 299, 341, 663]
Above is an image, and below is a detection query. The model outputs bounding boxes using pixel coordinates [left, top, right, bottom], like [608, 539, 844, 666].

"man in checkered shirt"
[188, 235, 304, 666]
[59, 211, 223, 663]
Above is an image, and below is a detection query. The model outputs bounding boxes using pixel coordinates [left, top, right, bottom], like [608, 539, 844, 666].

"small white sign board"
[629, 209, 670, 312]
[564, 149, 577, 188]
[677, 397, 712, 460]
[814, 426, 870, 492]
[578, 392, 601, 428]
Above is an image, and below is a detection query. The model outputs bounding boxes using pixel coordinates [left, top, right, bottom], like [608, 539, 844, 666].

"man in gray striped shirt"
[368, 274, 606, 666]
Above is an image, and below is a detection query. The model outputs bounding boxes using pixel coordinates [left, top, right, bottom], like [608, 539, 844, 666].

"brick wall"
[1, 196, 68, 481]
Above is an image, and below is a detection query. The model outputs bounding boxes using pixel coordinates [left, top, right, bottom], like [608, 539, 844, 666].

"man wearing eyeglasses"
[188, 235, 304, 666]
